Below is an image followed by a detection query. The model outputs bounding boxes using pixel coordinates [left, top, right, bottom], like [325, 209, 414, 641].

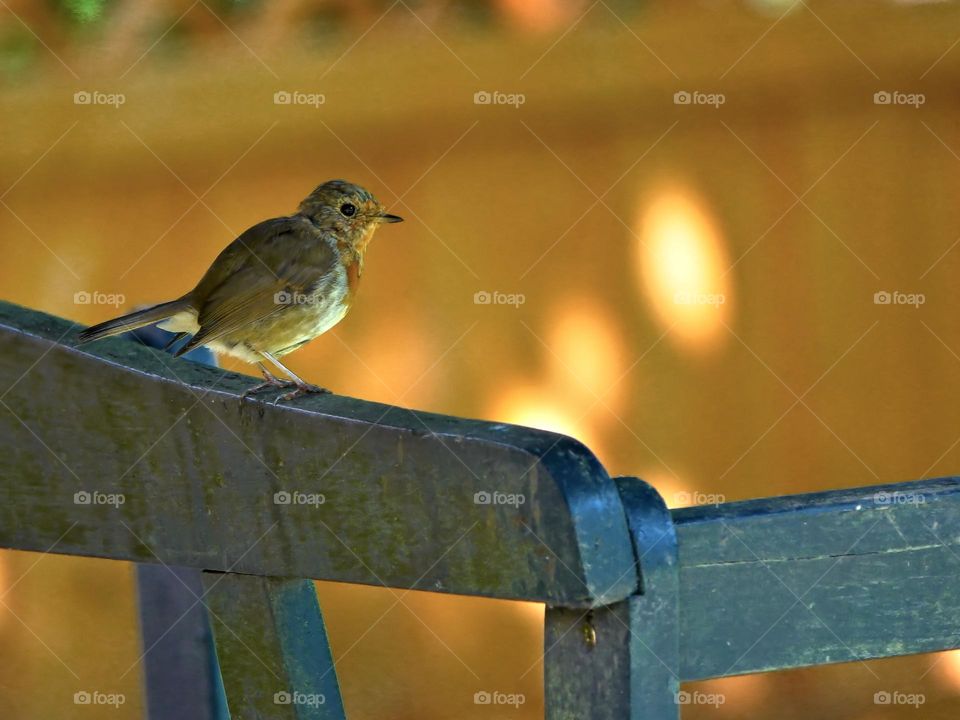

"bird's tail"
[77, 298, 192, 344]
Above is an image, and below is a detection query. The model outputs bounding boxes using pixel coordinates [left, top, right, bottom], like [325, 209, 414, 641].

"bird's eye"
[340, 203, 356, 217]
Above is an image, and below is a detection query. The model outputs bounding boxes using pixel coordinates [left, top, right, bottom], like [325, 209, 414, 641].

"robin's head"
[297, 180, 402, 250]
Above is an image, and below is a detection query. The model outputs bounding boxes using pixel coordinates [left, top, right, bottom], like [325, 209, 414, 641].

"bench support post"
[545, 477, 679, 719]
[136, 565, 228, 720]
[201, 572, 347, 720]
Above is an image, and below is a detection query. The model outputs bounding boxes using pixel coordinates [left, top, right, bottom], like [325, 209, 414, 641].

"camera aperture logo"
[874, 490, 925, 507]
[873, 290, 924, 308]
[74, 290, 125, 308]
[674, 90, 725, 108]
[874, 690, 924, 707]
[473, 690, 526, 708]
[474, 91, 525, 108]
[274, 290, 320, 306]
[74, 490, 125, 508]
[873, 91, 925, 108]
[74, 690, 126, 708]
[274, 490, 326, 507]
[675, 691, 725, 707]
[274, 90, 325, 108]
[474, 490, 525, 508]
[274, 691, 325, 707]
[674, 490, 725, 506]
[474, 290, 525, 307]
[73, 90, 125, 108]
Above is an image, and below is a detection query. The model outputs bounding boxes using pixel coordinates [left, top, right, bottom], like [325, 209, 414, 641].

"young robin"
[78, 179, 402, 401]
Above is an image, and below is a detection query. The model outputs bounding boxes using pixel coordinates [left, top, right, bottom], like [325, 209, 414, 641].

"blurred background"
[2, 0, 960, 717]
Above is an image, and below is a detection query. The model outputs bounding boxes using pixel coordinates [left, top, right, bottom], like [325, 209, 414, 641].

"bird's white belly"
[257, 263, 351, 357]
[292, 264, 350, 343]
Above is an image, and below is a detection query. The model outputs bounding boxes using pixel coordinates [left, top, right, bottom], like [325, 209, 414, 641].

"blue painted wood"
[544, 477, 679, 720]
[135, 565, 228, 720]
[674, 476, 960, 679]
[270, 581, 346, 720]
[544, 603, 635, 720]
[8, 300, 960, 717]
[616, 477, 680, 720]
[131, 312, 228, 720]
[0, 300, 637, 607]
[201, 573, 346, 720]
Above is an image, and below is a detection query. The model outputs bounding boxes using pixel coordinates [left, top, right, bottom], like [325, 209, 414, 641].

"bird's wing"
[175, 216, 338, 357]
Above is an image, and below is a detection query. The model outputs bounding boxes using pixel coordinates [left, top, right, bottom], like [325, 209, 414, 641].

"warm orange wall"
[3, 3, 960, 718]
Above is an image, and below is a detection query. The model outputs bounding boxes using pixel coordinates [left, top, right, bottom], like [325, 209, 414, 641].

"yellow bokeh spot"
[933, 649, 960, 689]
[490, 386, 599, 454]
[638, 187, 732, 348]
[547, 300, 624, 412]
[496, 0, 578, 32]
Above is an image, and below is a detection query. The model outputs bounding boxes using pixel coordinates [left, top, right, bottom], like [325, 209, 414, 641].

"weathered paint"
[6, 300, 960, 718]
[0, 300, 637, 606]
[201, 573, 346, 720]
[545, 477, 680, 720]
[674, 476, 960, 679]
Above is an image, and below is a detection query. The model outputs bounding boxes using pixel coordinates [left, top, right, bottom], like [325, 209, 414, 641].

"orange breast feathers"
[341, 251, 362, 308]
[339, 226, 374, 307]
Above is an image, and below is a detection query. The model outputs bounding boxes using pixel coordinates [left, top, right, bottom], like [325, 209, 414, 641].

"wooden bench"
[2, 299, 958, 719]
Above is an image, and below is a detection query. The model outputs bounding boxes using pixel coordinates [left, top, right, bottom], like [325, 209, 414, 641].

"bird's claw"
[240, 366, 330, 404]
[241, 368, 296, 400]
[241, 379, 296, 399]
[273, 383, 332, 404]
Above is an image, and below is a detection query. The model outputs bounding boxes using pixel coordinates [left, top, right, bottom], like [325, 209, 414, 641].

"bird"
[77, 179, 403, 401]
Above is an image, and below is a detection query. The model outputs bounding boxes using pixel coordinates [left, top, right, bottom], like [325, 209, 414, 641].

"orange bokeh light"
[546, 300, 625, 412]
[494, 0, 586, 32]
[932, 649, 960, 689]
[490, 385, 600, 454]
[637, 187, 732, 348]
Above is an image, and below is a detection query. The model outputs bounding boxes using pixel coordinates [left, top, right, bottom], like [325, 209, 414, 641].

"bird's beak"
[379, 213, 404, 223]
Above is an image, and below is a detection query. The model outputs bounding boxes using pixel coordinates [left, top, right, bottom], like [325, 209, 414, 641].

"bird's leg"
[260, 351, 331, 403]
[241, 362, 297, 399]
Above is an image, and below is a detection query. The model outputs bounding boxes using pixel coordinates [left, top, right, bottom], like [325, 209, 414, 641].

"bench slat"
[0, 301, 637, 607]
[674, 477, 960, 679]
[201, 573, 346, 720]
